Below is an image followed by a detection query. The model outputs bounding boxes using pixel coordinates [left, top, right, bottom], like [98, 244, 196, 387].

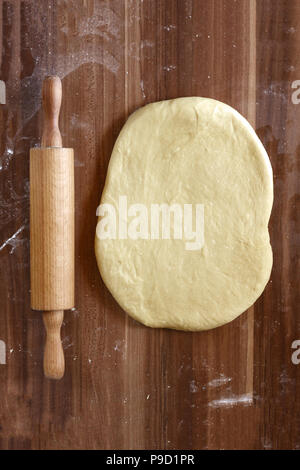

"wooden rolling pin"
[30, 76, 74, 380]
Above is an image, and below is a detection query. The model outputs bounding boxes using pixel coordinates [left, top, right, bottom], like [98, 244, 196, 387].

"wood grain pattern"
[0, 0, 299, 450]
[30, 147, 74, 310]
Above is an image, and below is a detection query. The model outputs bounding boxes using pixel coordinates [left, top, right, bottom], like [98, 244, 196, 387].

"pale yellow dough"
[95, 97, 273, 331]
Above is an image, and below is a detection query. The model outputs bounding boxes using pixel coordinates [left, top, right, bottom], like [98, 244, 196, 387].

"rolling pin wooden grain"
[30, 76, 74, 379]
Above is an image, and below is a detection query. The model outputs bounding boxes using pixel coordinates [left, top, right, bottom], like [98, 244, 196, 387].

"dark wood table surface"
[0, 0, 299, 450]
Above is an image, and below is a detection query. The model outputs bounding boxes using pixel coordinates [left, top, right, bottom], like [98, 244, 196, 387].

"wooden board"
[0, 0, 299, 450]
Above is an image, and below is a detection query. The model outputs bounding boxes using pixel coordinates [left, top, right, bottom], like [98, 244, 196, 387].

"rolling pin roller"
[30, 76, 75, 379]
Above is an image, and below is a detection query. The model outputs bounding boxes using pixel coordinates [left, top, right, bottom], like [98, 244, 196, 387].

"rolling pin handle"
[41, 76, 62, 148]
[43, 310, 65, 380]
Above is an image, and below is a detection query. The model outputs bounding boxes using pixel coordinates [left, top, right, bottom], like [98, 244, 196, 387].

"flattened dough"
[95, 97, 273, 331]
